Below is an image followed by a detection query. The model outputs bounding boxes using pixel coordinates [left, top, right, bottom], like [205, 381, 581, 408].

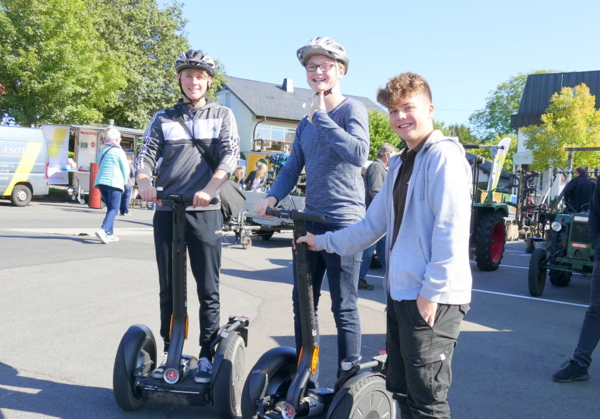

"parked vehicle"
[0, 126, 49, 206]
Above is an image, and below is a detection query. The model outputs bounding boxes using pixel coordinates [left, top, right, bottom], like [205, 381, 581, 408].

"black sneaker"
[194, 357, 213, 383]
[358, 278, 374, 290]
[151, 352, 168, 379]
[552, 359, 590, 383]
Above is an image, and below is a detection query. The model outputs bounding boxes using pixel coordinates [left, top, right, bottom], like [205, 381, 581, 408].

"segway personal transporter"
[242, 208, 394, 418]
[112, 191, 250, 418]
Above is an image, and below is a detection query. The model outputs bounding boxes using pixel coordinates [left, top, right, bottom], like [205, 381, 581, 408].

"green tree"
[469, 71, 551, 142]
[368, 108, 405, 159]
[93, 0, 188, 129]
[523, 83, 600, 171]
[0, 0, 126, 126]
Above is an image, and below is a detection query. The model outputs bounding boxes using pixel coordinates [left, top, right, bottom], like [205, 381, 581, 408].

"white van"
[0, 126, 49, 206]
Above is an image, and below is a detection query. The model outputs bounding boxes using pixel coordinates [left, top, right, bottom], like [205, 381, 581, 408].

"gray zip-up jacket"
[316, 130, 472, 304]
[136, 99, 240, 211]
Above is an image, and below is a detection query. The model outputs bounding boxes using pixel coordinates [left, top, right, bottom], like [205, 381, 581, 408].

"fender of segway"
[246, 346, 297, 403]
[121, 324, 157, 377]
[326, 371, 386, 417]
[212, 330, 241, 379]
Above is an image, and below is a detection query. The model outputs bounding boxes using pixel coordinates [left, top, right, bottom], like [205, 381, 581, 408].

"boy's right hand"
[254, 196, 277, 217]
[296, 232, 317, 251]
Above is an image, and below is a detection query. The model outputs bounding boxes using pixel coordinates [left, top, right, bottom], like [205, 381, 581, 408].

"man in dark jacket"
[562, 167, 595, 212]
[553, 175, 600, 382]
[136, 49, 240, 384]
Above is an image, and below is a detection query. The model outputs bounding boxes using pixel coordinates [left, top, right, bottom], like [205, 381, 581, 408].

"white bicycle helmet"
[175, 49, 216, 77]
[296, 37, 349, 72]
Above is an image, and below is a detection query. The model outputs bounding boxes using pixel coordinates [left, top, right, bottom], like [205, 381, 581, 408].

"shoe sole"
[194, 377, 211, 384]
[95, 231, 108, 244]
[553, 374, 590, 383]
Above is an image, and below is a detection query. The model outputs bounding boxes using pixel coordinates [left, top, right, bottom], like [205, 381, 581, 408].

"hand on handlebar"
[137, 184, 162, 207]
[254, 196, 277, 217]
[296, 232, 317, 251]
[193, 190, 214, 208]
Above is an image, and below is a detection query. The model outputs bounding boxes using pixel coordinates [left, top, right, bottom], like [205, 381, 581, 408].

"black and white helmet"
[175, 49, 216, 77]
[296, 37, 349, 72]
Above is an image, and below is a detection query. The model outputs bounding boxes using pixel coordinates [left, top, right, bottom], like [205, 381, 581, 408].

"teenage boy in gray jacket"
[298, 72, 472, 418]
[136, 49, 239, 385]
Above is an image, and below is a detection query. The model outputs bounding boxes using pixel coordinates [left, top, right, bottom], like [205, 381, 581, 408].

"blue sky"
[169, 0, 599, 127]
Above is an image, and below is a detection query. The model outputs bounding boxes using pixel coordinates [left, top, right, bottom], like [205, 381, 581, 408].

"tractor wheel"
[475, 212, 506, 271]
[528, 248, 547, 297]
[549, 269, 572, 287]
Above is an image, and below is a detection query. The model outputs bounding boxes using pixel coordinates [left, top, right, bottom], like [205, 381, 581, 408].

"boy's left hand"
[417, 295, 438, 327]
[308, 91, 325, 124]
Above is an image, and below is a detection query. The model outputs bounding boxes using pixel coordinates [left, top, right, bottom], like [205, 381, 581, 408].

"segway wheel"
[113, 325, 157, 411]
[326, 375, 395, 419]
[212, 334, 245, 418]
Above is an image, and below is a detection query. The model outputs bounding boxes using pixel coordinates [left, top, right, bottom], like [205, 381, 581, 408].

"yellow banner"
[5, 142, 43, 195]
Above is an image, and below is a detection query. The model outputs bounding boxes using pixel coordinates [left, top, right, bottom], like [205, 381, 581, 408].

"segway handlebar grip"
[156, 190, 219, 205]
[265, 208, 330, 223]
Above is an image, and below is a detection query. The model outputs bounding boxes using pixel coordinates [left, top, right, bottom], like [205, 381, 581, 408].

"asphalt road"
[0, 199, 597, 418]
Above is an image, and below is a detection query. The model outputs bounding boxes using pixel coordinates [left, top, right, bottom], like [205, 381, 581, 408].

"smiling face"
[305, 54, 344, 92]
[388, 91, 435, 148]
[178, 68, 211, 104]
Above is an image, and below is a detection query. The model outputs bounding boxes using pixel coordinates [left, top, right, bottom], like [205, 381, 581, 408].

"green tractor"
[465, 138, 512, 271]
[528, 209, 595, 296]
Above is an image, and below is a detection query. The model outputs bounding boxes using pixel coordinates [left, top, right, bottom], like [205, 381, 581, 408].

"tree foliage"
[523, 83, 600, 171]
[0, 0, 126, 125]
[469, 71, 551, 143]
[368, 108, 405, 159]
[0, 0, 226, 129]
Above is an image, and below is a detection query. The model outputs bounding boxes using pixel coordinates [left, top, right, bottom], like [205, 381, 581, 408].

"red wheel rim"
[490, 221, 504, 263]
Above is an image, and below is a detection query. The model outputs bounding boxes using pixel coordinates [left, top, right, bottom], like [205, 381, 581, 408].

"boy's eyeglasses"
[306, 63, 335, 73]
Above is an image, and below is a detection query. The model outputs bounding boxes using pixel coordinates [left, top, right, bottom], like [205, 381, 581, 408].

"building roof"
[219, 76, 381, 122]
[511, 70, 600, 128]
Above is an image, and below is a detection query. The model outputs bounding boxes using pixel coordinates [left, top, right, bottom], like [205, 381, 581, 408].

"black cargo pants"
[386, 296, 469, 419]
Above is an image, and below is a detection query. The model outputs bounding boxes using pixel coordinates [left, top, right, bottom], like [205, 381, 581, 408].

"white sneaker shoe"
[95, 229, 108, 244]
[151, 352, 169, 379]
[106, 234, 119, 242]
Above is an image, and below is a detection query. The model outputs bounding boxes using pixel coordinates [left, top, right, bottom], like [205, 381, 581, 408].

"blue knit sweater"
[267, 98, 370, 225]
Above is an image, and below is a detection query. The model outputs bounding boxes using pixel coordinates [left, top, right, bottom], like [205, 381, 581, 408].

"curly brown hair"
[376, 72, 432, 109]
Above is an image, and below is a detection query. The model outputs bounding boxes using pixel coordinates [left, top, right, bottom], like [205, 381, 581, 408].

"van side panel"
[4, 141, 46, 196]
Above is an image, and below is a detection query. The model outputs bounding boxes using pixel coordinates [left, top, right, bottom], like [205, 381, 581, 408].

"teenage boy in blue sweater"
[254, 37, 370, 378]
[299, 73, 472, 418]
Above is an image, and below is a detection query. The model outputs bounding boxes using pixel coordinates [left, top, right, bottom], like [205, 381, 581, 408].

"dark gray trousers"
[386, 296, 469, 419]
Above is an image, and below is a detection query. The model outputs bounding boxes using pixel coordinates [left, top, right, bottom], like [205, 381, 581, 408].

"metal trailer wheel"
[326, 374, 395, 419]
[528, 248, 547, 297]
[549, 269, 572, 287]
[10, 184, 32, 207]
[241, 236, 252, 249]
[212, 334, 245, 419]
[113, 325, 157, 411]
[475, 211, 506, 271]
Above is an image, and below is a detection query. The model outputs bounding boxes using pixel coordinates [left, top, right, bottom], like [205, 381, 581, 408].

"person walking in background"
[553, 177, 600, 383]
[358, 143, 397, 290]
[119, 154, 135, 216]
[136, 49, 239, 384]
[254, 36, 370, 379]
[298, 72, 472, 417]
[95, 128, 129, 244]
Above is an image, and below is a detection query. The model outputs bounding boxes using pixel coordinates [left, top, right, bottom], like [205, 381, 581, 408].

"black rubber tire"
[528, 248, 547, 297]
[549, 269, 572, 287]
[256, 230, 274, 241]
[213, 334, 245, 419]
[10, 184, 32, 207]
[113, 326, 157, 411]
[241, 360, 296, 419]
[326, 375, 395, 419]
[241, 236, 252, 249]
[475, 211, 506, 271]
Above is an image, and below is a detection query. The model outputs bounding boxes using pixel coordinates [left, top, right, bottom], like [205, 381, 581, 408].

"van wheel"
[11, 185, 32, 207]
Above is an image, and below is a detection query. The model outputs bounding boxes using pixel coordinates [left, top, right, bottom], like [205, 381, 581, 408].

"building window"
[254, 124, 295, 153]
